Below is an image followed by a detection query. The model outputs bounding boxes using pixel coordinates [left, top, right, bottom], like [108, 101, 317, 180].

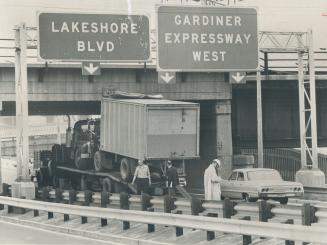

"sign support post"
[295, 29, 325, 186]
[256, 69, 263, 168]
[12, 23, 35, 199]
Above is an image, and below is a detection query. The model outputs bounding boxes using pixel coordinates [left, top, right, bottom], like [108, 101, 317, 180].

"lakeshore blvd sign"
[38, 12, 150, 61]
[156, 6, 258, 71]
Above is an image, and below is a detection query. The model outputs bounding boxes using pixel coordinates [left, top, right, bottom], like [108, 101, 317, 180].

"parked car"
[220, 168, 304, 204]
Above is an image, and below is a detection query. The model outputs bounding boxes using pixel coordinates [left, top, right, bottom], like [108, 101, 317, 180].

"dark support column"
[163, 195, 174, 213]
[283, 219, 295, 245]
[84, 190, 93, 206]
[64, 214, 69, 222]
[175, 210, 183, 237]
[206, 213, 218, 241]
[302, 203, 312, 226]
[120, 192, 130, 230]
[215, 100, 233, 179]
[42, 187, 49, 201]
[147, 207, 155, 233]
[264, 52, 269, 76]
[48, 211, 53, 219]
[191, 197, 203, 216]
[2, 183, 10, 196]
[223, 198, 234, 218]
[33, 210, 39, 217]
[141, 193, 152, 211]
[55, 188, 62, 203]
[258, 200, 272, 222]
[81, 190, 92, 224]
[81, 176, 87, 191]
[68, 189, 76, 204]
[100, 191, 109, 227]
[241, 216, 252, 245]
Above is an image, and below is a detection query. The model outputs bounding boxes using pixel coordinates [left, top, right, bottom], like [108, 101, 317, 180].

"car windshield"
[247, 170, 282, 181]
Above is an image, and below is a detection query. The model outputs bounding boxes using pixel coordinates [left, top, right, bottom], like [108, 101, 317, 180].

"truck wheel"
[120, 158, 136, 181]
[94, 151, 104, 171]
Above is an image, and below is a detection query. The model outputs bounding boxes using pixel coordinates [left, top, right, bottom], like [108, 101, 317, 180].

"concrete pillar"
[215, 100, 233, 179]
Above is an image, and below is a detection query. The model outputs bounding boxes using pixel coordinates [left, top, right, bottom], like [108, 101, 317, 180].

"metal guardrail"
[0, 196, 326, 244]
[33, 187, 323, 227]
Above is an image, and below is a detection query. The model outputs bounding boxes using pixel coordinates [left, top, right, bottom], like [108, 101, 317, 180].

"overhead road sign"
[230, 71, 246, 84]
[82, 62, 101, 75]
[38, 12, 150, 62]
[156, 6, 258, 72]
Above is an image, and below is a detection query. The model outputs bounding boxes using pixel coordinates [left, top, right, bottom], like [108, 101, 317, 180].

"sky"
[0, 0, 326, 48]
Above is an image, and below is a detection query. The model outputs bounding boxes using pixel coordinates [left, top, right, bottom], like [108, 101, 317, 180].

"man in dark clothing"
[166, 160, 179, 196]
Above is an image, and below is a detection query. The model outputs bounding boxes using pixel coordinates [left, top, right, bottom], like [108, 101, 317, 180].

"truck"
[35, 92, 200, 194]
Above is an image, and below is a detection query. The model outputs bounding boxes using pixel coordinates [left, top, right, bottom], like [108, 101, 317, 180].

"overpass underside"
[2, 66, 327, 187]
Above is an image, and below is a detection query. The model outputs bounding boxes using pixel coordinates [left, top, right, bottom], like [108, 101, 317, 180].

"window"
[229, 172, 238, 181]
[237, 172, 244, 181]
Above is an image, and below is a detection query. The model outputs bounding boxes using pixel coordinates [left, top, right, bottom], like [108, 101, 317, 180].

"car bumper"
[259, 192, 303, 198]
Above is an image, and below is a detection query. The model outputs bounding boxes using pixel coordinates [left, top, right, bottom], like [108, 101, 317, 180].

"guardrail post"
[55, 188, 62, 203]
[33, 210, 39, 217]
[141, 193, 152, 211]
[175, 210, 183, 237]
[302, 203, 312, 226]
[241, 216, 252, 245]
[191, 197, 203, 216]
[100, 191, 109, 227]
[223, 198, 234, 218]
[2, 183, 10, 196]
[81, 190, 92, 224]
[64, 214, 69, 222]
[258, 200, 272, 222]
[84, 190, 93, 206]
[42, 187, 49, 201]
[48, 210, 54, 219]
[283, 219, 295, 245]
[147, 207, 155, 233]
[163, 195, 174, 213]
[69, 189, 76, 204]
[206, 213, 218, 241]
[120, 192, 130, 230]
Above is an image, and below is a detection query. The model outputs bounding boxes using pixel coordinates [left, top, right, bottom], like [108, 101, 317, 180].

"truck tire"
[94, 151, 113, 172]
[120, 158, 136, 181]
[94, 151, 105, 171]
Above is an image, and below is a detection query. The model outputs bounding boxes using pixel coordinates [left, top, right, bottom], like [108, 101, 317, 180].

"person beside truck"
[132, 160, 151, 194]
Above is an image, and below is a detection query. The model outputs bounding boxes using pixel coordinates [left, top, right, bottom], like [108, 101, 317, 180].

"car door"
[234, 171, 247, 199]
[222, 171, 239, 199]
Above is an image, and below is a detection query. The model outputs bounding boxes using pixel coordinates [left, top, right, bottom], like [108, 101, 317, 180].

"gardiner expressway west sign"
[156, 6, 258, 71]
[38, 12, 150, 62]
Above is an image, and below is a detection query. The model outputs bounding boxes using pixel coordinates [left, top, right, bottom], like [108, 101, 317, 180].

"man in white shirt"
[132, 160, 151, 194]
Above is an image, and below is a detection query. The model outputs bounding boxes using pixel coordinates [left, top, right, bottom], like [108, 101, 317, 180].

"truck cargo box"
[100, 98, 199, 160]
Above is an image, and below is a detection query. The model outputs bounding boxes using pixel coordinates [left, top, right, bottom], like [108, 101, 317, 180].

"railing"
[241, 148, 327, 182]
[28, 186, 325, 227]
[0, 195, 326, 244]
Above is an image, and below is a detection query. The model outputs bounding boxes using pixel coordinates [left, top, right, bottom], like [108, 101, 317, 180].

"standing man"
[204, 159, 222, 200]
[132, 160, 151, 194]
[166, 160, 179, 196]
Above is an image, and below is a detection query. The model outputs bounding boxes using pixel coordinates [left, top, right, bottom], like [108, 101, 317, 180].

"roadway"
[0, 220, 115, 245]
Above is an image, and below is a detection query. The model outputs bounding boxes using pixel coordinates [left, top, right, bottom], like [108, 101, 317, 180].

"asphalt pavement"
[0, 220, 116, 245]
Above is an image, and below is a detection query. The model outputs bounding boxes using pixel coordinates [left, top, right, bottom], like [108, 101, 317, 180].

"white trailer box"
[100, 98, 199, 161]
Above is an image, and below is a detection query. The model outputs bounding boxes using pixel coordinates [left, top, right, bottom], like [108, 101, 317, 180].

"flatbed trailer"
[54, 166, 138, 193]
